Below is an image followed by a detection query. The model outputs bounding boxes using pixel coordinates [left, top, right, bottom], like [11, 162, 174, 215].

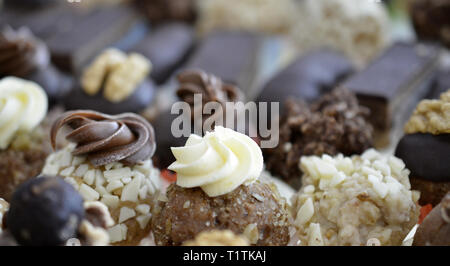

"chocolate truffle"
[153, 127, 292, 246]
[43, 110, 162, 245]
[410, 0, 450, 49]
[0, 26, 72, 105]
[292, 150, 420, 246]
[64, 48, 156, 115]
[4, 176, 85, 246]
[290, 0, 389, 66]
[264, 87, 373, 189]
[152, 69, 246, 168]
[413, 192, 450, 246]
[0, 77, 55, 201]
[395, 90, 450, 206]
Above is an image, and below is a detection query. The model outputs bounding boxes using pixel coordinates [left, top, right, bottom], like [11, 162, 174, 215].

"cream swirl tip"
[168, 126, 263, 197]
[0, 77, 48, 149]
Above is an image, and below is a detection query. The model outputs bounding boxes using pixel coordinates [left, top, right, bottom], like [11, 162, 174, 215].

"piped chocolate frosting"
[50, 110, 156, 167]
[176, 69, 243, 119]
[0, 26, 48, 78]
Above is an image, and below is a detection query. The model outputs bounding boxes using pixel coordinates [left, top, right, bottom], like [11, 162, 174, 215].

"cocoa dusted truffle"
[0, 26, 72, 105]
[264, 87, 373, 188]
[410, 0, 450, 49]
[4, 176, 85, 246]
[413, 192, 450, 246]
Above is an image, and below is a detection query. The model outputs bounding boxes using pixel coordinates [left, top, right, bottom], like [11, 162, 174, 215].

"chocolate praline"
[4, 176, 85, 246]
[63, 79, 156, 115]
[395, 133, 450, 206]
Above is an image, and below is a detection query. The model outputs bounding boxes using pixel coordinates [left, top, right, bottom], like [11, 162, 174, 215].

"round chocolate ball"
[5, 176, 85, 246]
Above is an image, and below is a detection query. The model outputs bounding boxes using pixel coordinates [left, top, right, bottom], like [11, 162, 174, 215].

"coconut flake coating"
[152, 180, 292, 246]
[292, 149, 420, 246]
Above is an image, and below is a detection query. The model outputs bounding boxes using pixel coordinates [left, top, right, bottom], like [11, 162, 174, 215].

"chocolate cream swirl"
[51, 110, 156, 167]
[0, 26, 49, 78]
[176, 69, 243, 120]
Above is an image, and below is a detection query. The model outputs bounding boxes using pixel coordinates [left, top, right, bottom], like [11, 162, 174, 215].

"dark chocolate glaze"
[131, 23, 195, 84]
[395, 133, 450, 182]
[256, 49, 354, 109]
[63, 79, 155, 115]
[51, 110, 156, 167]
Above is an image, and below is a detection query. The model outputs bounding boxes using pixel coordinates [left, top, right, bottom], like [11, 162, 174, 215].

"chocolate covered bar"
[342, 42, 440, 132]
[256, 49, 354, 112]
[0, 3, 142, 74]
[182, 31, 268, 98]
[131, 23, 195, 84]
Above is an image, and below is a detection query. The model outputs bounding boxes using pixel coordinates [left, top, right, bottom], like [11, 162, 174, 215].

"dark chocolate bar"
[256, 49, 354, 112]
[342, 42, 440, 131]
[182, 31, 264, 97]
[130, 23, 195, 84]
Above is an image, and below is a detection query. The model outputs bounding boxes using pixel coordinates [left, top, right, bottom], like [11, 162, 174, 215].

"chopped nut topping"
[404, 90, 450, 134]
[81, 48, 152, 103]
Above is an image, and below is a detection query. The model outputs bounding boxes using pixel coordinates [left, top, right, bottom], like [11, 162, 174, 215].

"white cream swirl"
[168, 126, 263, 197]
[0, 77, 48, 149]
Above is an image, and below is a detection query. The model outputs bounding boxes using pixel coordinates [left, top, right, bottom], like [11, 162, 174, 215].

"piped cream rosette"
[168, 126, 263, 197]
[0, 77, 48, 149]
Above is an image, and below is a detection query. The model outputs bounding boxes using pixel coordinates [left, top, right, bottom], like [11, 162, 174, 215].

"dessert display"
[42, 110, 161, 245]
[413, 192, 450, 246]
[264, 87, 373, 189]
[0, 26, 72, 105]
[292, 149, 420, 246]
[0, 0, 448, 247]
[64, 48, 156, 115]
[152, 69, 245, 168]
[410, 0, 450, 49]
[131, 23, 195, 84]
[395, 90, 450, 206]
[152, 127, 292, 246]
[0, 77, 52, 200]
[0, 176, 113, 246]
